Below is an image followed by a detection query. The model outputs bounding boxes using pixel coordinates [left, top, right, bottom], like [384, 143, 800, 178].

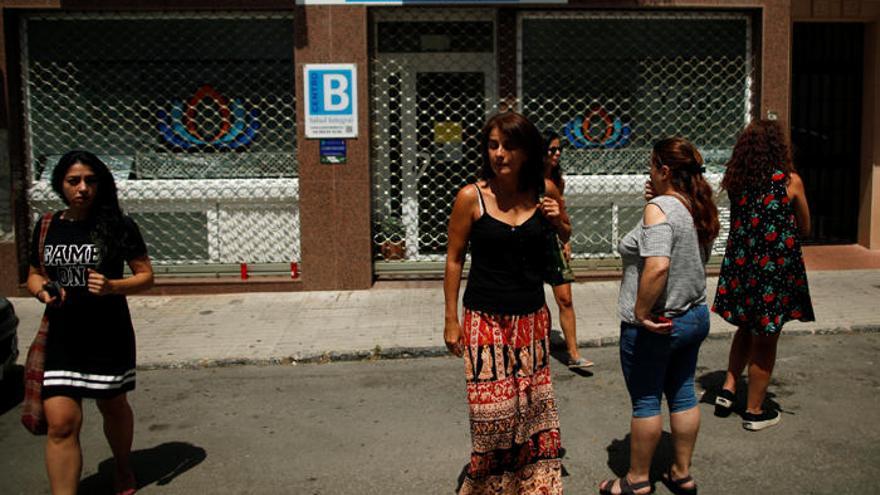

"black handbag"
[540, 212, 575, 286]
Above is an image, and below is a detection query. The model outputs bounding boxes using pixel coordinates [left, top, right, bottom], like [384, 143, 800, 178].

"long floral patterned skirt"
[460, 305, 563, 495]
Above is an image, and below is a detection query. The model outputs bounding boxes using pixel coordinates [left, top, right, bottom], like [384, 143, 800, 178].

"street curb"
[136, 323, 880, 371]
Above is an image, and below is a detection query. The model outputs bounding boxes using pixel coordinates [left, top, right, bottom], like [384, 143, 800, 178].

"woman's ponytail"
[653, 138, 720, 250]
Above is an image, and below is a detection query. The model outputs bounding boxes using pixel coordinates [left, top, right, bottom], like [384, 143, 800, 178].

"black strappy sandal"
[598, 476, 654, 495]
[661, 469, 697, 495]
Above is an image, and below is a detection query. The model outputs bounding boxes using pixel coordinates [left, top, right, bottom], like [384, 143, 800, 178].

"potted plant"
[377, 214, 406, 261]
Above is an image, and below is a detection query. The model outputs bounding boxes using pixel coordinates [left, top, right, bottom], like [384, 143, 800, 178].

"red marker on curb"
[290, 262, 299, 279]
[240, 263, 248, 280]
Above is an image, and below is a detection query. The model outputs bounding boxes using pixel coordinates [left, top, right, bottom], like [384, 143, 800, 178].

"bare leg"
[599, 415, 661, 494]
[668, 406, 700, 490]
[628, 415, 662, 486]
[553, 283, 589, 363]
[96, 394, 135, 492]
[722, 327, 751, 393]
[746, 333, 781, 414]
[44, 396, 83, 495]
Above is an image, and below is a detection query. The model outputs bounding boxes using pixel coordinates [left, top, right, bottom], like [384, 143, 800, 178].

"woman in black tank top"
[443, 112, 571, 494]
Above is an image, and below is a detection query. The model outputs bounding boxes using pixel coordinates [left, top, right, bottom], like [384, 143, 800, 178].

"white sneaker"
[742, 409, 781, 431]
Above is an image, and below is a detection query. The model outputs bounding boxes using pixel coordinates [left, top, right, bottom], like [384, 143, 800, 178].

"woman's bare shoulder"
[786, 171, 805, 194]
[455, 182, 480, 205]
[543, 178, 562, 197]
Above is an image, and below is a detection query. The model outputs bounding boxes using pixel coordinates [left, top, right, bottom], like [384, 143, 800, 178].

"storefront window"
[518, 12, 751, 257]
[25, 14, 296, 180]
[521, 12, 752, 174]
[23, 13, 300, 269]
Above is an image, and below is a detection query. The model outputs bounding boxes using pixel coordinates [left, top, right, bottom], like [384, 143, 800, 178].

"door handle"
[415, 152, 431, 177]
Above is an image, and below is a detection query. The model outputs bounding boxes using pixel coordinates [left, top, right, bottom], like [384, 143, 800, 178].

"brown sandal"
[598, 476, 654, 495]
[661, 469, 697, 495]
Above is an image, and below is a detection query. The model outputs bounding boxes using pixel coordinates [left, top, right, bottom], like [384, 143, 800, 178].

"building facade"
[0, 0, 877, 294]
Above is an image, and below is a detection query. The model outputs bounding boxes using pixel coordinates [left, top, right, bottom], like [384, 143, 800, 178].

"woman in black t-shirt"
[27, 150, 153, 495]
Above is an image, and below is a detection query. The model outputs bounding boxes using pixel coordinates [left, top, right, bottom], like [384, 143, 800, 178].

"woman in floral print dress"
[712, 120, 815, 431]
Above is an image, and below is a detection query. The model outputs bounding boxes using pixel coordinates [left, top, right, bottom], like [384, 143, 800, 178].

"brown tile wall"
[792, 0, 880, 19]
[295, 6, 372, 290]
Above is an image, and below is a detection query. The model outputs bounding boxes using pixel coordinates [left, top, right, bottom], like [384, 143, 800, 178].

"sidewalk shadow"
[78, 441, 206, 494]
[605, 432, 673, 481]
[0, 364, 24, 416]
[696, 369, 782, 417]
[549, 329, 593, 378]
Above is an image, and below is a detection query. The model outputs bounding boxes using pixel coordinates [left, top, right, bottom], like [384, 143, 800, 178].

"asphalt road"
[1, 333, 879, 494]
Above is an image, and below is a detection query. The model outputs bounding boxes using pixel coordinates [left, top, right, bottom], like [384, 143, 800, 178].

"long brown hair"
[478, 111, 545, 193]
[51, 150, 130, 269]
[721, 120, 795, 195]
[653, 138, 720, 249]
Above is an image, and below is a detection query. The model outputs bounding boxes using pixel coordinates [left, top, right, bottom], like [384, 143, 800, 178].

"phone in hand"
[43, 281, 62, 299]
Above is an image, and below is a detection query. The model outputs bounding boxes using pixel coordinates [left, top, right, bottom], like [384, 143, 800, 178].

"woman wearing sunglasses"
[543, 130, 592, 369]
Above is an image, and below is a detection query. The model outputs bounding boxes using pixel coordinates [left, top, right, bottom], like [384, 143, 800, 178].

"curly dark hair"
[653, 137, 720, 249]
[542, 129, 564, 193]
[721, 120, 795, 195]
[51, 150, 131, 269]
[478, 112, 545, 194]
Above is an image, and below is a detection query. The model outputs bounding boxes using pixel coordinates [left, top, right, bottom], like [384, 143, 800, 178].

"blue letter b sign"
[309, 70, 353, 116]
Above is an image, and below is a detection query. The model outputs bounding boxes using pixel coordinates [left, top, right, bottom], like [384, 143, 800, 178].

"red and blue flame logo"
[563, 106, 631, 149]
[158, 85, 259, 149]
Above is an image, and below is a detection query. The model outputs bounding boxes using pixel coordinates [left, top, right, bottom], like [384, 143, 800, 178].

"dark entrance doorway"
[791, 23, 864, 244]
[416, 71, 485, 255]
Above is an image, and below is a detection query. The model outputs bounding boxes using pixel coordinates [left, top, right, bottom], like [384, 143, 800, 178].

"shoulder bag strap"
[38, 213, 53, 278]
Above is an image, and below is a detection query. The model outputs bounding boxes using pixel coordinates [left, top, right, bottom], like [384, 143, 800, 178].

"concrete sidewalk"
[8, 269, 880, 368]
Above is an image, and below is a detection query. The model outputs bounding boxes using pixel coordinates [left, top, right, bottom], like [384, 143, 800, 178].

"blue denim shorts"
[619, 304, 710, 418]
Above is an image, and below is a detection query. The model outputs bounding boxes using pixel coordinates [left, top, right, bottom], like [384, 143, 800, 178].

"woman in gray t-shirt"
[599, 138, 719, 495]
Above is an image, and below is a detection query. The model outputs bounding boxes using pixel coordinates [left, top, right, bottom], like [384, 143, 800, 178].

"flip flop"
[568, 356, 595, 369]
[114, 471, 137, 495]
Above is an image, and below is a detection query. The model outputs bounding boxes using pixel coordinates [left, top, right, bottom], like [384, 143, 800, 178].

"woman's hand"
[539, 195, 563, 226]
[87, 269, 115, 296]
[541, 180, 572, 242]
[28, 266, 65, 307]
[644, 180, 656, 202]
[37, 285, 66, 307]
[640, 315, 673, 334]
[444, 319, 464, 357]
